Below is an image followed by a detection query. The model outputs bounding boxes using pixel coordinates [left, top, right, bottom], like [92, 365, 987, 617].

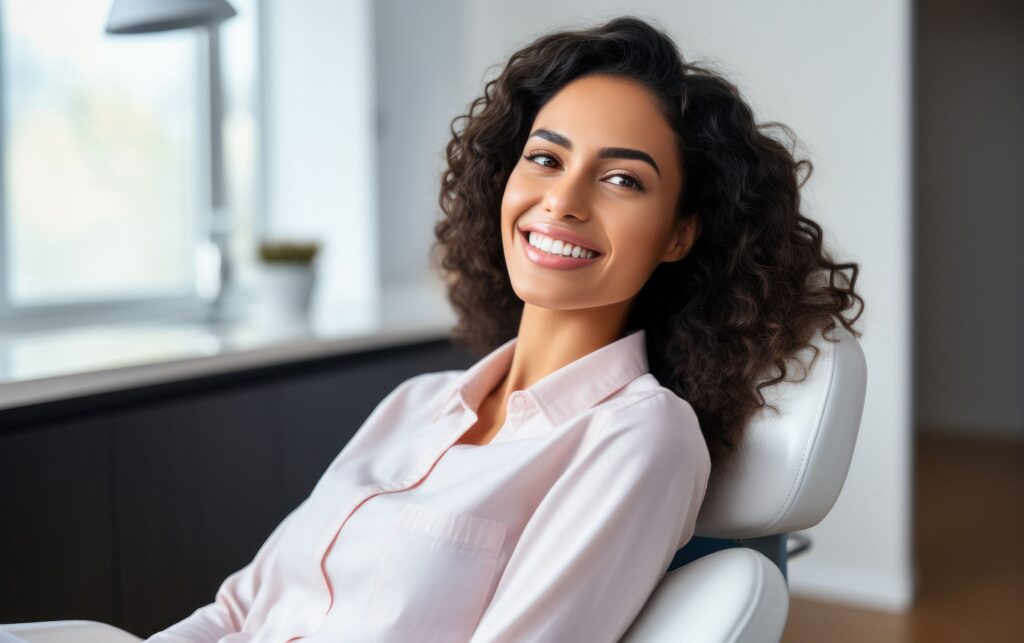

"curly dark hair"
[430, 15, 864, 468]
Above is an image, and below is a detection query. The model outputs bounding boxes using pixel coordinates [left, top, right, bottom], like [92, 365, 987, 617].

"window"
[0, 0, 260, 326]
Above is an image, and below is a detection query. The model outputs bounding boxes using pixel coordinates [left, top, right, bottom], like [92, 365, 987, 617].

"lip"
[517, 222, 602, 254]
[517, 226, 603, 270]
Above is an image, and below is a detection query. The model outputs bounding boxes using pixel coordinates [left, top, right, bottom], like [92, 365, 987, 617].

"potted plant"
[252, 239, 322, 323]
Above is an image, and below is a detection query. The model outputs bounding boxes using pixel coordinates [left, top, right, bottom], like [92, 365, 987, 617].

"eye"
[605, 172, 647, 193]
[522, 151, 647, 193]
[523, 150, 559, 168]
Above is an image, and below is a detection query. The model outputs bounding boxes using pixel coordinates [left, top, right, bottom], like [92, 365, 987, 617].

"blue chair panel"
[668, 534, 788, 580]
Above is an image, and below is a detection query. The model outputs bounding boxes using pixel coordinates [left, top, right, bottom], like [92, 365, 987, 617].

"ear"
[662, 213, 701, 263]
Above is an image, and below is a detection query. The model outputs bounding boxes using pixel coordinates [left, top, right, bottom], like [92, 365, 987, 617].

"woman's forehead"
[530, 75, 677, 162]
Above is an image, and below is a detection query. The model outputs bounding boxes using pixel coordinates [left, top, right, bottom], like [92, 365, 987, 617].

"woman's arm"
[468, 392, 711, 643]
[144, 373, 438, 642]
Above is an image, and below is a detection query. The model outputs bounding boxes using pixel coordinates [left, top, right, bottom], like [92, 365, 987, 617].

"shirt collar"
[431, 329, 649, 426]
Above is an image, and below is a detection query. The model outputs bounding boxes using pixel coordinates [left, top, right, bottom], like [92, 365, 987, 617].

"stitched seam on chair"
[724, 549, 764, 643]
[766, 335, 839, 531]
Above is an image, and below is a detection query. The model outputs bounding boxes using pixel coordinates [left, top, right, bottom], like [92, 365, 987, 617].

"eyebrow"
[528, 128, 661, 177]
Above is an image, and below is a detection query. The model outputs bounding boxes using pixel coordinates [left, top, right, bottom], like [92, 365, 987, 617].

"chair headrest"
[694, 323, 867, 538]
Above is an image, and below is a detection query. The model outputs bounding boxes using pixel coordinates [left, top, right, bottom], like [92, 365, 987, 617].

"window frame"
[0, 1, 265, 333]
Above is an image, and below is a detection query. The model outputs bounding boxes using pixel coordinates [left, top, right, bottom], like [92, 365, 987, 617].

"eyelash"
[522, 150, 648, 193]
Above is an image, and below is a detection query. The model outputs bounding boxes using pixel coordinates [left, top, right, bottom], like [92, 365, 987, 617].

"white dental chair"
[623, 322, 867, 642]
[0, 324, 866, 643]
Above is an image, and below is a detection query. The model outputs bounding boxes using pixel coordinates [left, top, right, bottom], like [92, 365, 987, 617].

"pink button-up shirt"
[147, 328, 711, 643]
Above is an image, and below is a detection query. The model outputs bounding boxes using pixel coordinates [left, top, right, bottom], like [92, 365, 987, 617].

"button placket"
[400, 458, 436, 488]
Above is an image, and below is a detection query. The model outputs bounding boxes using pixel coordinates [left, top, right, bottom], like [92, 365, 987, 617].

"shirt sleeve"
[144, 373, 437, 642]
[468, 392, 711, 643]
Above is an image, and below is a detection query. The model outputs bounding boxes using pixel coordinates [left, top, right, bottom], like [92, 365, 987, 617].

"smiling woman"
[143, 15, 865, 643]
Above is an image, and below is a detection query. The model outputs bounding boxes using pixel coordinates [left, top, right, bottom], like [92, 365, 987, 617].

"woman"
[148, 15, 863, 643]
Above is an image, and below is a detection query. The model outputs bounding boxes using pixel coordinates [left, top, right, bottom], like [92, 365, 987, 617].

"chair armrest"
[0, 620, 142, 643]
[620, 548, 789, 643]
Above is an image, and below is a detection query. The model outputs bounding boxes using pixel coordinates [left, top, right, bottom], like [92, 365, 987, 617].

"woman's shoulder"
[398, 369, 464, 399]
[600, 373, 697, 425]
[381, 369, 464, 414]
[400, 369, 463, 390]
[595, 375, 708, 468]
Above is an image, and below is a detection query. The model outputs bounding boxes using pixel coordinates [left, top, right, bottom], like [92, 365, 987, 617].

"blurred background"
[0, 1, 1021, 641]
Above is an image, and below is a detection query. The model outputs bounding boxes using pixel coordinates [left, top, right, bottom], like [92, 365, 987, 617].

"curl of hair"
[430, 16, 865, 468]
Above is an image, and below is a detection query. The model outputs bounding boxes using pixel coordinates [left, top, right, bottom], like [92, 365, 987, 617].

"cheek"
[608, 210, 664, 252]
[501, 171, 535, 217]
[604, 217, 673, 275]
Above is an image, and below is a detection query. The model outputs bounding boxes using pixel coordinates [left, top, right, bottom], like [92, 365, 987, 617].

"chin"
[512, 285, 586, 311]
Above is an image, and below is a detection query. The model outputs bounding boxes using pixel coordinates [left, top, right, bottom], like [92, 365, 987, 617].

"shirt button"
[511, 394, 526, 407]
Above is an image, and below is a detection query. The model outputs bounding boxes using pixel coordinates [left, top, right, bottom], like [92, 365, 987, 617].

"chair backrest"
[694, 323, 867, 539]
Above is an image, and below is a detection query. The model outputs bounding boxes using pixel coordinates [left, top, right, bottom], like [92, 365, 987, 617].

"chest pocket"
[363, 502, 509, 642]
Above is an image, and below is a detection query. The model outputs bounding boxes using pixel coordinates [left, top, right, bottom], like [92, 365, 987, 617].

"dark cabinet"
[111, 383, 284, 635]
[0, 417, 117, 625]
[0, 337, 476, 638]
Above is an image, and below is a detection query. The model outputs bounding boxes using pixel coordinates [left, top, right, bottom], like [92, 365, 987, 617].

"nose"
[542, 170, 591, 221]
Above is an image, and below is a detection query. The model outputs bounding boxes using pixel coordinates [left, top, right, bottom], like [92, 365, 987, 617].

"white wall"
[260, 0, 379, 320]
[375, 0, 914, 611]
[914, 0, 1024, 440]
[373, 0, 464, 289]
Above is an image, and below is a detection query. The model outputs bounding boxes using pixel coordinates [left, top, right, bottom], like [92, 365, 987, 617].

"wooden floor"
[782, 432, 1024, 642]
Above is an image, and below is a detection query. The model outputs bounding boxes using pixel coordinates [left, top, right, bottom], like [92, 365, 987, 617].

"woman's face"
[501, 73, 698, 313]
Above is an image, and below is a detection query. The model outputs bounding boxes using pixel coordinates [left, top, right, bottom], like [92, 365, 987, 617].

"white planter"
[252, 262, 317, 323]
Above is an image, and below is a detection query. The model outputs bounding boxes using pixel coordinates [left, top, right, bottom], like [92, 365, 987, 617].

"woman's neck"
[499, 301, 633, 399]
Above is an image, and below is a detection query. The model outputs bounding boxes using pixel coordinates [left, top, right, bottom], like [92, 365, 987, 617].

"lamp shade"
[105, 0, 236, 34]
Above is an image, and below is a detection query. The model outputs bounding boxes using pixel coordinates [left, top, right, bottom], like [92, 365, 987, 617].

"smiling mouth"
[518, 228, 603, 257]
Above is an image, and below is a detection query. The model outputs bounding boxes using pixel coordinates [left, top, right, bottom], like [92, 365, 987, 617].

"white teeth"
[526, 231, 597, 259]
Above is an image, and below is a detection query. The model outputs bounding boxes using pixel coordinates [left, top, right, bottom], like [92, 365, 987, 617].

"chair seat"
[620, 548, 789, 643]
[0, 620, 142, 643]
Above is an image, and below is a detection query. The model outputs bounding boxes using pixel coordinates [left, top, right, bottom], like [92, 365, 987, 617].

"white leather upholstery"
[621, 548, 789, 643]
[695, 324, 867, 538]
[618, 324, 866, 641]
[0, 620, 141, 643]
